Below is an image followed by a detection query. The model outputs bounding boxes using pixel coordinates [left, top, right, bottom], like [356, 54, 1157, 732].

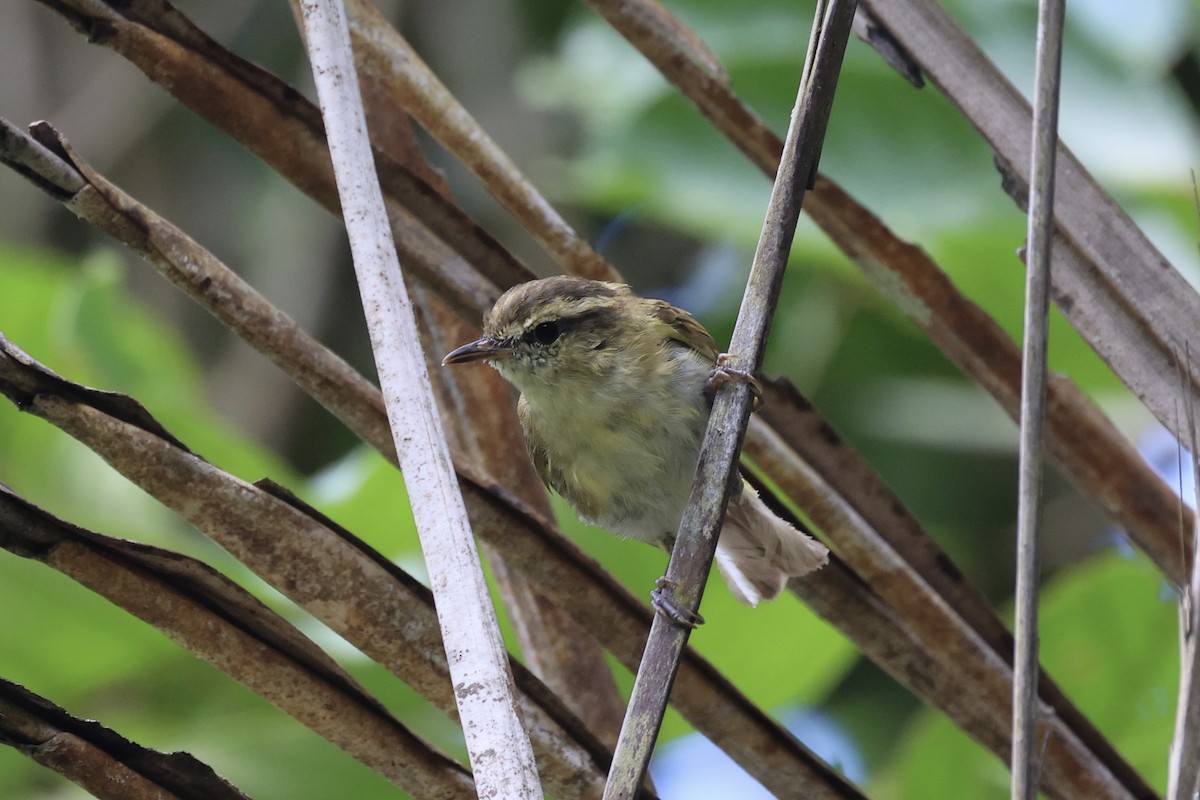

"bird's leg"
[650, 576, 705, 628]
[706, 353, 764, 411]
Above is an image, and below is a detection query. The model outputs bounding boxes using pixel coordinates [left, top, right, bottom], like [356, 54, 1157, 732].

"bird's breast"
[519, 368, 709, 544]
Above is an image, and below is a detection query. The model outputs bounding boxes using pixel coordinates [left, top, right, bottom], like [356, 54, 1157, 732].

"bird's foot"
[651, 577, 705, 629]
[706, 354, 764, 411]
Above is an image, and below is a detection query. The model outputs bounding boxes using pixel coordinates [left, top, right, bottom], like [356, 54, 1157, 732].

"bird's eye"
[532, 321, 561, 345]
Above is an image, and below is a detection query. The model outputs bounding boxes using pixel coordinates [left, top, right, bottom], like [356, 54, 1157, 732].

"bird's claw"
[706, 354, 764, 411]
[650, 577, 705, 629]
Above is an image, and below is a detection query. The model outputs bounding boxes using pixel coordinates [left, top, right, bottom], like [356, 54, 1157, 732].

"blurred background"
[1, 0, 1197, 797]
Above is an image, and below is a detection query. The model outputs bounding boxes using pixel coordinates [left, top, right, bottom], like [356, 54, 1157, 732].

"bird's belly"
[547, 414, 702, 545]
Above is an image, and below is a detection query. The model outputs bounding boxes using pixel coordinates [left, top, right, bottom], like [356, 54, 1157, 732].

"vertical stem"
[600, 2, 858, 797]
[296, 1, 542, 797]
[1012, 0, 1065, 797]
[1169, 346, 1200, 800]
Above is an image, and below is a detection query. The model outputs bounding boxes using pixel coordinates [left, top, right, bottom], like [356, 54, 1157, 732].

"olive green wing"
[647, 299, 721, 364]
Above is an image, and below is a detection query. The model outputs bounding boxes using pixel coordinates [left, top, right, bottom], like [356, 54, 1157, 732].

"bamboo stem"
[601, 2, 857, 796]
[1012, 0, 1065, 796]
[296, 1, 541, 796]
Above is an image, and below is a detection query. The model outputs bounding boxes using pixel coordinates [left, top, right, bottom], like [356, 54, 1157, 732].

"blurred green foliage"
[877, 554, 1177, 800]
[0, 247, 855, 797]
[0, 250, 425, 799]
[1, 0, 1196, 797]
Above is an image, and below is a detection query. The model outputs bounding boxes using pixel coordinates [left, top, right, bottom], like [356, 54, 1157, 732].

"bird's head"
[442, 276, 633, 393]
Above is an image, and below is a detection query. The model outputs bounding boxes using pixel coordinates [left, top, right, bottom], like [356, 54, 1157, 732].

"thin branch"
[11, 0, 1169, 794]
[1013, 1, 1065, 796]
[35, 0, 513, 317]
[585, 0, 1191, 588]
[0, 676, 250, 800]
[39, 0, 1187, 593]
[859, 0, 1200, 454]
[296, 2, 540, 795]
[603, 3, 857, 796]
[5, 7, 1139, 793]
[0, 119, 83, 198]
[0, 120, 856, 799]
[1169, 344, 1200, 798]
[810, 177, 1190, 586]
[745, 399, 1148, 800]
[0, 485, 475, 799]
[417, 290, 630, 753]
[335, 0, 617, 282]
[0, 334, 614, 800]
[323, 7, 629, 744]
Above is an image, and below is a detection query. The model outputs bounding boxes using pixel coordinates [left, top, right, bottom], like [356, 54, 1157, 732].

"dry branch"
[745, 403, 1148, 800]
[336, 10, 629, 748]
[586, 0, 1189, 589]
[9, 0, 1171, 795]
[35, 0, 512, 317]
[336, 0, 616, 281]
[0, 120, 854, 798]
[0, 485, 475, 799]
[297, 1, 539, 793]
[583, 2, 1161, 796]
[0, 676, 250, 800]
[1012, 0, 1066, 794]
[1169, 354, 1200, 799]
[1171, 554, 1200, 797]
[603, 1, 857, 795]
[859, 0, 1200, 450]
[750, 381, 1156, 798]
[0, 333, 613, 800]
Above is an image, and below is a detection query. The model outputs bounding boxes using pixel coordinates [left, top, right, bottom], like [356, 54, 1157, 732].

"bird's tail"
[714, 484, 829, 606]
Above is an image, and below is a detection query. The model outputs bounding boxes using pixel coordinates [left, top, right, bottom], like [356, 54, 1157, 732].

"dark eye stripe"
[522, 306, 620, 345]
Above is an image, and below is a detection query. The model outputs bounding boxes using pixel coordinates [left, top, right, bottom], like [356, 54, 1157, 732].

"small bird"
[443, 276, 828, 622]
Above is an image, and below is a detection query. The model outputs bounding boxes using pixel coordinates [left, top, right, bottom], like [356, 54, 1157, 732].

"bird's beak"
[442, 336, 507, 366]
